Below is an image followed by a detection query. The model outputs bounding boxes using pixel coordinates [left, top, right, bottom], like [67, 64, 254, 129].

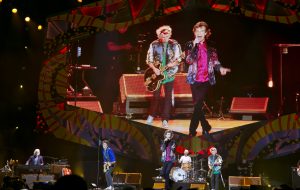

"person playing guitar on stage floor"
[145, 25, 182, 128]
[208, 147, 223, 190]
[102, 140, 116, 190]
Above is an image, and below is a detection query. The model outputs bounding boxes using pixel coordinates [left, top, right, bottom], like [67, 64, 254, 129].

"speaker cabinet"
[229, 176, 261, 190]
[118, 73, 193, 115]
[230, 97, 269, 114]
[113, 173, 142, 185]
[229, 97, 269, 120]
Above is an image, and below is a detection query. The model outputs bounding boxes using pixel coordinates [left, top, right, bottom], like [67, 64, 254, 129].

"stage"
[133, 117, 259, 136]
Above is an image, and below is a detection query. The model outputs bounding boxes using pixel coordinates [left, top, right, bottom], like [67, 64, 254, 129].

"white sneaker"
[162, 120, 168, 127]
[105, 186, 113, 190]
[146, 115, 154, 124]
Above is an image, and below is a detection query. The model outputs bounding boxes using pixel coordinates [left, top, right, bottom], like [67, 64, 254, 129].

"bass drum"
[170, 167, 187, 182]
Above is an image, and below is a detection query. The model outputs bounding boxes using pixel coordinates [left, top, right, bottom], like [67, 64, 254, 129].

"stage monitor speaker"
[67, 95, 103, 113]
[229, 176, 261, 190]
[118, 73, 193, 115]
[113, 173, 142, 185]
[230, 97, 269, 114]
[229, 97, 269, 120]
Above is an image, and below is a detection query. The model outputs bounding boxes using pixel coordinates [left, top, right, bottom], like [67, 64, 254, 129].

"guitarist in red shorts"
[145, 25, 182, 128]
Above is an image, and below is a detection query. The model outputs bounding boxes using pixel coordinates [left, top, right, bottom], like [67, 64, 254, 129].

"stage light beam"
[25, 17, 30, 22]
[37, 25, 43, 30]
[12, 8, 18, 14]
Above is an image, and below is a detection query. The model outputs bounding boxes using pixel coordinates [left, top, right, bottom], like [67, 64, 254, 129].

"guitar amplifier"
[229, 176, 261, 190]
[113, 173, 142, 185]
[118, 73, 193, 115]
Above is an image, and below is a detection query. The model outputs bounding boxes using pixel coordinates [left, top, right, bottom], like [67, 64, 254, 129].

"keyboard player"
[25, 149, 44, 166]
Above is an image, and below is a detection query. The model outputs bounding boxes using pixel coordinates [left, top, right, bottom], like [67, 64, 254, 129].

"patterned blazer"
[185, 41, 222, 85]
[160, 139, 176, 162]
[146, 39, 182, 83]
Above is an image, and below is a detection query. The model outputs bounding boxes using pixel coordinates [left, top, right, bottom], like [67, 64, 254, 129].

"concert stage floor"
[133, 118, 259, 136]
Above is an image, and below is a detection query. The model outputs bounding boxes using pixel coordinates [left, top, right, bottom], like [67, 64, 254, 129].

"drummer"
[179, 149, 192, 171]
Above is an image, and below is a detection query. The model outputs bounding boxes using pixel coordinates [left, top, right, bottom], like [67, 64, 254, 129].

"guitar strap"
[162, 42, 168, 67]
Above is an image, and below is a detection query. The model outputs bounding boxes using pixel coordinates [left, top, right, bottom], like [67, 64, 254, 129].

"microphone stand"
[97, 127, 102, 187]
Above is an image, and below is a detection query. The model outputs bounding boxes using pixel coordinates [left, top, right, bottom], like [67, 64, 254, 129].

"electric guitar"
[103, 162, 114, 173]
[144, 53, 185, 92]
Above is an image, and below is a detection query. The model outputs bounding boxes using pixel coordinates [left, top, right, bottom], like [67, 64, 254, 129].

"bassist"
[145, 25, 182, 128]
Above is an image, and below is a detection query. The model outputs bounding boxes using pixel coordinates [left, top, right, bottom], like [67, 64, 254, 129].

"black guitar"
[144, 51, 185, 92]
[144, 60, 179, 92]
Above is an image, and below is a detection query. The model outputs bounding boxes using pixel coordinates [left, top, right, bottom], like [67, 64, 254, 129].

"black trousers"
[210, 173, 220, 190]
[161, 161, 173, 190]
[149, 81, 174, 121]
[189, 81, 211, 135]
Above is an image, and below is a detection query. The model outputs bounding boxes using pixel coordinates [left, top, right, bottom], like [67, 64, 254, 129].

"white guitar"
[103, 162, 114, 173]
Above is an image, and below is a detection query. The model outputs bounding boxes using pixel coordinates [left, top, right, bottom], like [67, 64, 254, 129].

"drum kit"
[155, 155, 208, 183]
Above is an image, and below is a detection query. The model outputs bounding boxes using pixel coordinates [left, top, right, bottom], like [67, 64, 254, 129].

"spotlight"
[24, 46, 28, 49]
[0, 0, 2, 3]
[268, 80, 273, 88]
[12, 8, 18, 14]
[37, 25, 43, 30]
[20, 84, 23, 89]
[77, 0, 82, 3]
[16, 126, 19, 130]
[25, 17, 30, 22]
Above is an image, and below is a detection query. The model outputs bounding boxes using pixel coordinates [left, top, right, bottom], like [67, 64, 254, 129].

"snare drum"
[181, 163, 192, 171]
[169, 167, 187, 182]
